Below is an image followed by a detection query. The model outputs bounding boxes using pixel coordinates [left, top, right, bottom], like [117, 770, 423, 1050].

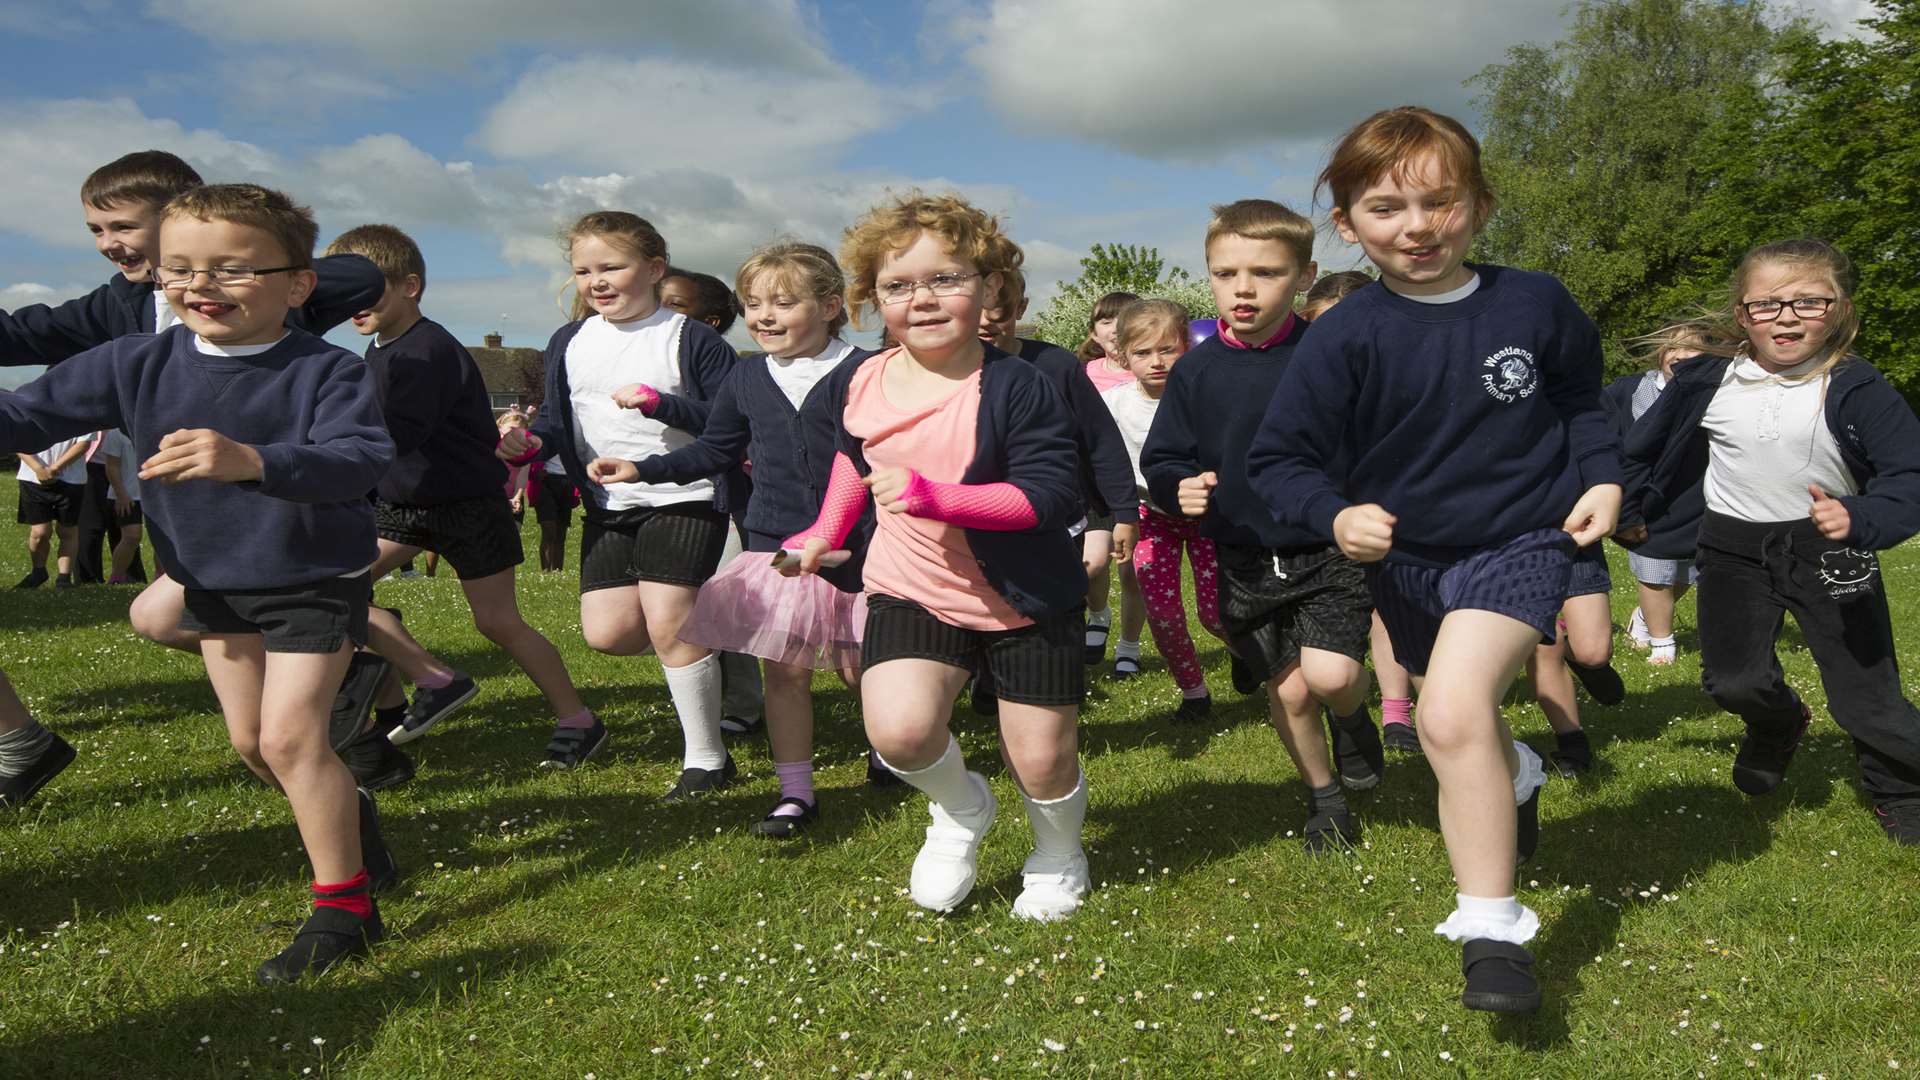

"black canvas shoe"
[388, 673, 478, 745]
[538, 716, 608, 770]
[750, 796, 819, 839]
[0, 732, 75, 809]
[1872, 800, 1920, 846]
[12, 568, 47, 590]
[1569, 659, 1626, 706]
[342, 729, 415, 793]
[1302, 804, 1360, 854]
[663, 755, 738, 802]
[357, 787, 400, 895]
[1172, 695, 1213, 724]
[255, 901, 383, 984]
[1460, 939, 1542, 1012]
[1732, 708, 1810, 796]
[1229, 654, 1260, 695]
[330, 653, 392, 752]
[866, 749, 904, 788]
[1382, 721, 1422, 753]
[1112, 655, 1143, 679]
[1084, 621, 1110, 666]
[1328, 708, 1385, 790]
[1550, 729, 1593, 777]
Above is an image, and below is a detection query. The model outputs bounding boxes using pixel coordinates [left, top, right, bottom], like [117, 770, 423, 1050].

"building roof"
[467, 345, 543, 395]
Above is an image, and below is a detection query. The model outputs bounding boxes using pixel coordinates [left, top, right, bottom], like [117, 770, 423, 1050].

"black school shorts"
[179, 574, 371, 653]
[1216, 542, 1373, 683]
[16, 480, 81, 527]
[376, 495, 524, 581]
[861, 593, 1085, 707]
[579, 502, 729, 592]
[532, 478, 577, 525]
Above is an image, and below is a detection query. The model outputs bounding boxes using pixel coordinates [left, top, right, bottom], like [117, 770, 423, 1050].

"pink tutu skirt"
[678, 555, 866, 670]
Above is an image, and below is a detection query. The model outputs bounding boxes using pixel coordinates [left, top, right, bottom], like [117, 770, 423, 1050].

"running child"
[14, 433, 88, 589]
[1300, 271, 1373, 321]
[1142, 198, 1382, 851]
[0, 182, 401, 982]
[1074, 291, 1147, 672]
[784, 192, 1092, 920]
[1249, 108, 1623, 1012]
[1621, 238, 1920, 846]
[1610, 325, 1710, 665]
[589, 240, 874, 837]
[498, 211, 740, 786]
[1100, 298, 1227, 722]
[324, 224, 593, 776]
[661, 267, 745, 335]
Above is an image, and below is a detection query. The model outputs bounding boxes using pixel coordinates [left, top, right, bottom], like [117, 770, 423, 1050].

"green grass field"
[2, 483, 1916, 1078]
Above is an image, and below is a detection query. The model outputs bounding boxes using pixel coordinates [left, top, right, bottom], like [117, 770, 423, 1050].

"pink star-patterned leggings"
[1134, 506, 1226, 692]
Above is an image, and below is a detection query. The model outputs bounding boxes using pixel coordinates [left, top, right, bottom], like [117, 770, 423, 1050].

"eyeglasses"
[1741, 297, 1835, 322]
[156, 265, 301, 288]
[875, 272, 980, 306]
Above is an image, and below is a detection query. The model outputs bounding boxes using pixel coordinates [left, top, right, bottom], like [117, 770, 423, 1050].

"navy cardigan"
[632, 346, 874, 591]
[833, 345, 1086, 619]
[1622, 354, 1920, 552]
[1, 255, 385, 367]
[1016, 338, 1139, 525]
[1603, 371, 1704, 561]
[524, 313, 745, 518]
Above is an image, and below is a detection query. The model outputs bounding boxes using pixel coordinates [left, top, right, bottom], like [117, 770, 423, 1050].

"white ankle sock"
[662, 653, 726, 770]
[1435, 893, 1539, 944]
[882, 737, 985, 814]
[1022, 772, 1088, 858]
[1649, 635, 1677, 662]
[1114, 639, 1141, 661]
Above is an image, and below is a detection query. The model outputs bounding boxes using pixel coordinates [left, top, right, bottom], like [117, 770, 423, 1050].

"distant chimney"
[483, 331, 503, 348]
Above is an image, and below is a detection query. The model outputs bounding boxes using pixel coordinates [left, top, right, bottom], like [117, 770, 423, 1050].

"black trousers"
[1696, 512, 1920, 801]
[72, 463, 147, 584]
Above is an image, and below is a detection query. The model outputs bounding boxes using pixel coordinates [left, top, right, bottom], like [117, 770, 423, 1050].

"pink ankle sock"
[415, 670, 453, 690]
[557, 708, 595, 730]
[1382, 697, 1414, 727]
[772, 760, 814, 817]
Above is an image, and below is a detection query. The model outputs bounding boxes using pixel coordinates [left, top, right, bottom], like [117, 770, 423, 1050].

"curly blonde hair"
[840, 191, 1012, 329]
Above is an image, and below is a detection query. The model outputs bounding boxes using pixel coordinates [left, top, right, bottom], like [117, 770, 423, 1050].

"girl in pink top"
[785, 193, 1091, 922]
[1078, 290, 1141, 392]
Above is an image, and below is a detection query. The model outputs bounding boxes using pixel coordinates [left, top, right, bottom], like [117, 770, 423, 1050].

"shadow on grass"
[0, 938, 558, 1078]
[1488, 778, 1805, 1048]
[0, 585, 134, 632]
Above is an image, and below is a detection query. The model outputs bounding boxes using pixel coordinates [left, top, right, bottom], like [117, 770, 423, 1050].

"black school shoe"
[1550, 729, 1593, 777]
[330, 653, 393, 752]
[1229, 654, 1260, 696]
[865, 750, 904, 788]
[342, 729, 415, 793]
[1172, 695, 1213, 725]
[1732, 708, 1810, 796]
[1084, 622, 1110, 666]
[719, 714, 765, 738]
[750, 796, 819, 839]
[1460, 939, 1542, 1012]
[1328, 708, 1385, 790]
[1568, 659, 1626, 706]
[12, 568, 47, 590]
[1302, 803, 1360, 855]
[0, 732, 76, 809]
[663, 755, 738, 802]
[1872, 800, 1920, 846]
[387, 673, 478, 746]
[255, 900, 384, 985]
[539, 716, 608, 770]
[1382, 721, 1423, 754]
[358, 787, 400, 895]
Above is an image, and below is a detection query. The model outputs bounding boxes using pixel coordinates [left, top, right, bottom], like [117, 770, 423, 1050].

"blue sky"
[0, 0, 1871, 385]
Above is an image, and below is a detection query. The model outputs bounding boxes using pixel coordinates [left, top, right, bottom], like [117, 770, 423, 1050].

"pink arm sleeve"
[899, 471, 1038, 530]
[783, 452, 871, 550]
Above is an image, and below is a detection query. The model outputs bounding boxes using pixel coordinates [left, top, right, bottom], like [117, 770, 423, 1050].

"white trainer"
[909, 773, 996, 912]
[1011, 849, 1090, 922]
[1627, 606, 1652, 649]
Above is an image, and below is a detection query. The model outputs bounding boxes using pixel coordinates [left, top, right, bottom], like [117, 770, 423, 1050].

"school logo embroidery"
[1482, 346, 1538, 404]
[1817, 548, 1878, 598]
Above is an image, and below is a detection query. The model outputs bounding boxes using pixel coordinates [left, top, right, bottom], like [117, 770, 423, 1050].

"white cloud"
[144, 0, 839, 73]
[956, 0, 1571, 159]
[477, 54, 914, 174]
[1790, 0, 1879, 38]
[0, 282, 63, 308]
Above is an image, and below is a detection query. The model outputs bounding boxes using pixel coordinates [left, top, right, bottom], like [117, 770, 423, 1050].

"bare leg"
[130, 574, 203, 653]
[763, 661, 815, 764]
[1528, 630, 1582, 735]
[462, 568, 585, 717]
[1269, 664, 1336, 789]
[53, 523, 76, 578]
[1117, 561, 1148, 646]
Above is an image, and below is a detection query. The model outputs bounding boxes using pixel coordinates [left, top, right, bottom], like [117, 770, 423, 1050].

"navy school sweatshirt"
[0, 255, 385, 367]
[524, 312, 746, 519]
[1016, 338, 1140, 525]
[1246, 266, 1623, 567]
[1140, 316, 1331, 550]
[0, 326, 393, 590]
[365, 317, 508, 506]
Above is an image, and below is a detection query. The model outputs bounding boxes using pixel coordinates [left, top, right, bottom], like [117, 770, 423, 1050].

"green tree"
[1031, 244, 1216, 349]
[1471, 0, 1810, 370]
